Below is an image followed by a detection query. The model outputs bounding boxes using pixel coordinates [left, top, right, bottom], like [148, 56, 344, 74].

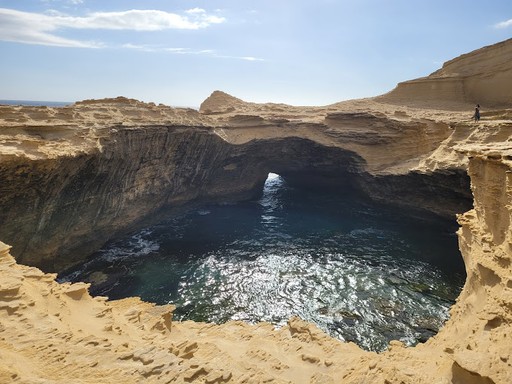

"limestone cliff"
[0, 151, 510, 383]
[1, 39, 512, 383]
[1, 94, 486, 270]
[377, 38, 512, 108]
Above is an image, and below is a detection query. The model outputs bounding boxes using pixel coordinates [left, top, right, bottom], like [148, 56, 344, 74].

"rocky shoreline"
[1, 39, 512, 382]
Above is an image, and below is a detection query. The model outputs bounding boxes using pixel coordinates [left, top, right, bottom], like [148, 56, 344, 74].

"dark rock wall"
[0, 125, 472, 271]
[356, 170, 473, 219]
[0, 126, 367, 270]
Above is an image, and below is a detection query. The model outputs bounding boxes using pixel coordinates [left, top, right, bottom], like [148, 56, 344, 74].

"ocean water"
[59, 173, 465, 352]
[0, 100, 71, 107]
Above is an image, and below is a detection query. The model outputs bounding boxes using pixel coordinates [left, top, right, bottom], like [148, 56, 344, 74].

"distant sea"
[0, 100, 72, 107]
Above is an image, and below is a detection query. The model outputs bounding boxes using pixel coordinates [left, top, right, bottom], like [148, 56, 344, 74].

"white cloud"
[186, 8, 206, 15]
[121, 43, 152, 51]
[121, 43, 264, 61]
[240, 56, 264, 61]
[41, 0, 84, 5]
[0, 8, 100, 47]
[165, 47, 213, 55]
[495, 18, 512, 29]
[0, 7, 226, 47]
[56, 9, 225, 31]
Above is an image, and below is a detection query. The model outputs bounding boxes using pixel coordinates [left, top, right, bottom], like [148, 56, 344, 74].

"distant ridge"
[377, 38, 512, 108]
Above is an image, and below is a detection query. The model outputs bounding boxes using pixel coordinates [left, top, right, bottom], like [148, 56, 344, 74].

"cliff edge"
[1, 39, 512, 382]
[377, 38, 512, 108]
[1, 151, 511, 383]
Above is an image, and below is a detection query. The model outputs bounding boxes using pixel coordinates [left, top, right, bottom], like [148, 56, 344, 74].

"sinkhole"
[59, 172, 466, 352]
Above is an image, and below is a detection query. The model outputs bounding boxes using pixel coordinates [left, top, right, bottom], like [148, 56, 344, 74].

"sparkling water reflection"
[59, 173, 465, 351]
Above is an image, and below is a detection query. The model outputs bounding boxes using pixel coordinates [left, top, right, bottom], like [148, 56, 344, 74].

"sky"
[0, 0, 511, 107]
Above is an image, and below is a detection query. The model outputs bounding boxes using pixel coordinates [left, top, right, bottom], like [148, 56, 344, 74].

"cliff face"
[1, 126, 266, 270]
[0, 121, 367, 270]
[441, 152, 512, 383]
[0, 153, 510, 383]
[1, 94, 486, 270]
[1, 38, 512, 383]
[378, 38, 512, 108]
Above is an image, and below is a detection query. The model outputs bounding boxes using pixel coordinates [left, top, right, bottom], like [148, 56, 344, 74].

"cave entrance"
[59, 169, 466, 352]
[263, 172, 283, 187]
[260, 172, 285, 201]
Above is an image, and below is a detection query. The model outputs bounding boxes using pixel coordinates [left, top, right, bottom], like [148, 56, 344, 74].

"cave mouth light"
[265, 172, 281, 182]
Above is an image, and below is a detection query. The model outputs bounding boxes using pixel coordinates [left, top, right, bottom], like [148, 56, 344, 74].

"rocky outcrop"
[377, 38, 512, 108]
[2, 92, 485, 270]
[199, 90, 248, 114]
[1, 37, 512, 383]
[0, 151, 510, 383]
[440, 150, 512, 383]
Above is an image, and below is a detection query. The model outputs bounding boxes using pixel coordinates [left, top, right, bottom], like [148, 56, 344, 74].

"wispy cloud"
[41, 0, 85, 4]
[122, 43, 264, 61]
[60, 9, 226, 31]
[494, 18, 512, 28]
[0, 7, 226, 47]
[0, 8, 100, 47]
[239, 56, 264, 62]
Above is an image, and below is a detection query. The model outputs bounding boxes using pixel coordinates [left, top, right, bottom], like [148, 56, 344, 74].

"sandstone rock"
[377, 38, 512, 108]
[0, 39, 512, 383]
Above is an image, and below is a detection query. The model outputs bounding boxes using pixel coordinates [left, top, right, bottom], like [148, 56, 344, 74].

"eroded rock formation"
[1, 39, 512, 382]
[0, 151, 510, 383]
[377, 38, 512, 108]
[1, 94, 480, 270]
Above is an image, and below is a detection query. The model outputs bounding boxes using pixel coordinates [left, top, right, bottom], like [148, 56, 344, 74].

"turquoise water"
[59, 174, 465, 352]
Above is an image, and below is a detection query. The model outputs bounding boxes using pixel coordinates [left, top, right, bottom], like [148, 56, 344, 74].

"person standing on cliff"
[473, 104, 481, 122]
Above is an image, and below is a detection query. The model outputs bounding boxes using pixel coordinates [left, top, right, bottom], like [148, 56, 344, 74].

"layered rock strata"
[1, 38, 512, 383]
[0, 151, 510, 383]
[1, 95, 480, 270]
[377, 38, 512, 108]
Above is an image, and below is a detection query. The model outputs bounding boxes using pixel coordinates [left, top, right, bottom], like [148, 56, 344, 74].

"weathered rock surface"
[0, 94, 486, 269]
[0, 151, 511, 383]
[377, 38, 512, 108]
[0, 39, 512, 382]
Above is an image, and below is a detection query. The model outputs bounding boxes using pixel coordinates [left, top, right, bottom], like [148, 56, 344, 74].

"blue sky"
[0, 0, 511, 107]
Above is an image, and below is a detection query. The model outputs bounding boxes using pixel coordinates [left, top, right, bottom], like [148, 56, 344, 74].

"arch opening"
[59, 169, 466, 352]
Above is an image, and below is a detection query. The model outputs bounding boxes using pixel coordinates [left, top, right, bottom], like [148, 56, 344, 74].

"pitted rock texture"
[1, 92, 495, 269]
[0, 152, 511, 383]
[1, 37, 512, 383]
